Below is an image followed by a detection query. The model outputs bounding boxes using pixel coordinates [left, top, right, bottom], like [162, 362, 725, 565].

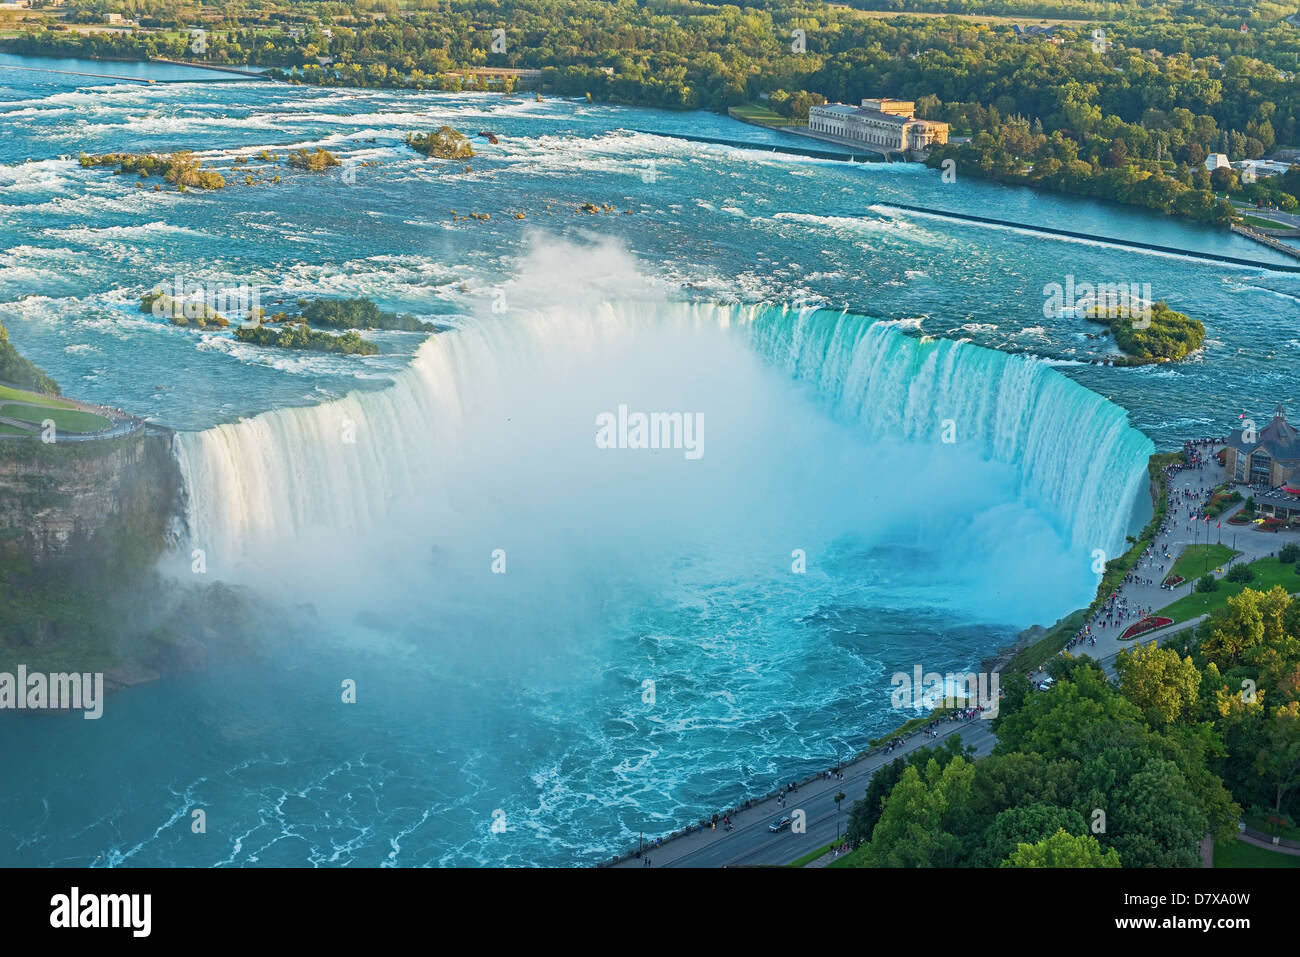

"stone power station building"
[807, 98, 949, 158]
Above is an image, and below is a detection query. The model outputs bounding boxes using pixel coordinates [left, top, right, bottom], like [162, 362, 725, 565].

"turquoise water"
[0, 55, 1292, 866]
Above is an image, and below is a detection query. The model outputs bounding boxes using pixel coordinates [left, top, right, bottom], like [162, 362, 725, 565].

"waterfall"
[174, 300, 1153, 578]
[739, 304, 1155, 558]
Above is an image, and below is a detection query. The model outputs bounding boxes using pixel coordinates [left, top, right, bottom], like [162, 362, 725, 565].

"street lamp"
[834, 792, 846, 841]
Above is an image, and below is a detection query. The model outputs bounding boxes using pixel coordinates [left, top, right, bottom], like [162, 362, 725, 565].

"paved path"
[1032, 443, 1300, 683]
[1237, 831, 1300, 855]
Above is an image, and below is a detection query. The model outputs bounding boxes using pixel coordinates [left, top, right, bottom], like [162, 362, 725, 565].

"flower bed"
[1163, 575, 1185, 588]
[1260, 518, 1285, 532]
[1119, 616, 1175, 641]
[1228, 513, 1253, 525]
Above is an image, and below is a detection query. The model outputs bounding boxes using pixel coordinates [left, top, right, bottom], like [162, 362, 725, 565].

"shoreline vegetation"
[7, 0, 1300, 227]
[0, 321, 59, 397]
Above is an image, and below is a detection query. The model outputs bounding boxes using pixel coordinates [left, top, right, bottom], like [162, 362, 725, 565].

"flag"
[1217, 522, 1221, 529]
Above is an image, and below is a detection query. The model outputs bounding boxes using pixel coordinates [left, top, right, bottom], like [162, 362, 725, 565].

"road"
[611, 717, 997, 868]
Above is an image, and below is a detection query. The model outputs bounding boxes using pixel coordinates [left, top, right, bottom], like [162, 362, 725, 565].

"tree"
[977, 803, 1089, 867]
[1104, 137, 1128, 168]
[1202, 587, 1289, 667]
[1256, 702, 1300, 816]
[1116, 643, 1202, 725]
[1002, 828, 1121, 868]
[845, 735, 966, 848]
[1226, 564, 1255, 583]
[1081, 752, 1208, 867]
[859, 757, 976, 867]
[846, 757, 903, 848]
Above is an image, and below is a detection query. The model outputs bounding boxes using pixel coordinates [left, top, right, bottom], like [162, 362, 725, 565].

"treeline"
[14, 1, 1300, 222]
[843, 579, 1300, 866]
[13, 0, 1300, 137]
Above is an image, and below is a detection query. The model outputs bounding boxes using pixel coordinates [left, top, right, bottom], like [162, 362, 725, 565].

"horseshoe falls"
[176, 299, 1153, 590]
[5, 283, 1157, 868]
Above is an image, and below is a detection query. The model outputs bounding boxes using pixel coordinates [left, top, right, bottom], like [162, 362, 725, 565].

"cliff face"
[0, 427, 267, 681]
[0, 428, 181, 569]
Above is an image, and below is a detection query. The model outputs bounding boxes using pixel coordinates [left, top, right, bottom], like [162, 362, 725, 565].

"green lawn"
[1241, 215, 1288, 229]
[1169, 544, 1239, 582]
[0, 423, 32, 436]
[789, 840, 836, 867]
[730, 103, 806, 127]
[1214, 838, 1300, 868]
[1160, 557, 1300, 623]
[0, 404, 111, 434]
[0, 383, 73, 409]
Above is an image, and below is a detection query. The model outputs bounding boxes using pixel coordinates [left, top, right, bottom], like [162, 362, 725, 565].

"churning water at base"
[4, 244, 1153, 866]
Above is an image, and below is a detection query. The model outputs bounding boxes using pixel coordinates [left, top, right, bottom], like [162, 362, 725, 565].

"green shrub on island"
[1088, 302, 1204, 364]
[1280, 544, 1300, 565]
[234, 322, 377, 355]
[81, 151, 226, 190]
[405, 127, 475, 160]
[301, 298, 432, 332]
[139, 291, 229, 329]
[1195, 574, 1219, 593]
[286, 148, 341, 171]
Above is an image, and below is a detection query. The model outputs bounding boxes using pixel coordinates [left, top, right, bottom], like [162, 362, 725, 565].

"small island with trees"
[233, 297, 437, 356]
[140, 290, 230, 329]
[136, 292, 436, 356]
[1087, 302, 1205, 365]
[286, 147, 342, 171]
[80, 151, 227, 191]
[405, 127, 475, 160]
